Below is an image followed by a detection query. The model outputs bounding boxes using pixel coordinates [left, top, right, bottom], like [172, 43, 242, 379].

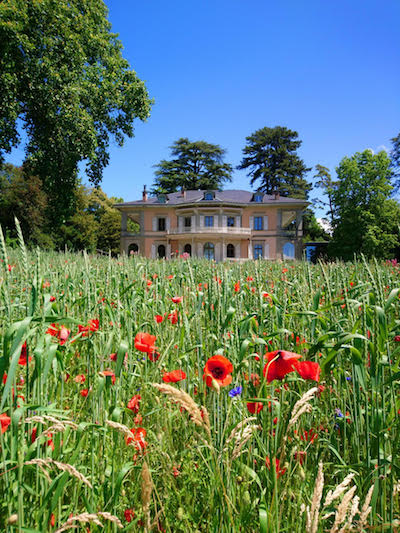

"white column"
[152, 217, 157, 232]
[236, 215, 241, 228]
[264, 242, 270, 259]
[166, 217, 170, 232]
[215, 242, 221, 262]
[151, 244, 156, 258]
[167, 244, 171, 258]
[222, 215, 227, 228]
[197, 242, 202, 257]
[222, 240, 226, 260]
[178, 216, 183, 231]
[250, 216, 254, 230]
[248, 241, 253, 259]
[263, 215, 269, 230]
[199, 215, 204, 228]
[191, 215, 195, 231]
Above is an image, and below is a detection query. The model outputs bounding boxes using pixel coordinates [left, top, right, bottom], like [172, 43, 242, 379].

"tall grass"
[0, 242, 399, 531]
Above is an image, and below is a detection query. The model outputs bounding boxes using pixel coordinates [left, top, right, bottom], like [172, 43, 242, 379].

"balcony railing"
[167, 226, 252, 235]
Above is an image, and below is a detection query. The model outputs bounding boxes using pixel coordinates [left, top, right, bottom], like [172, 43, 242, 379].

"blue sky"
[6, 0, 400, 217]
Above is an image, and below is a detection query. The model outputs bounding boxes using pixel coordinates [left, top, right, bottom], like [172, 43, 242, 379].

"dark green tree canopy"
[152, 137, 233, 194]
[390, 132, 400, 184]
[329, 149, 400, 260]
[0, 0, 152, 220]
[238, 126, 312, 199]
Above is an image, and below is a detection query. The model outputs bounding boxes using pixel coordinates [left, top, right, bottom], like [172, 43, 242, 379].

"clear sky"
[6, 0, 400, 217]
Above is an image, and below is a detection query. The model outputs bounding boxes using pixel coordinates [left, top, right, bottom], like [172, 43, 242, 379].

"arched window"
[204, 191, 214, 201]
[226, 244, 235, 258]
[157, 244, 166, 258]
[203, 242, 215, 260]
[128, 243, 139, 255]
[183, 243, 192, 256]
[283, 242, 295, 259]
[254, 244, 263, 259]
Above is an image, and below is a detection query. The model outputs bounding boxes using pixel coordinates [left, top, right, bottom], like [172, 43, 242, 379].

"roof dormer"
[157, 194, 167, 204]
[252, 192, 263, 203]
[203, 190, 215, 201]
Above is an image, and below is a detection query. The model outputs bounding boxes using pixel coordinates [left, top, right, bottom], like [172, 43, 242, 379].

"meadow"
[0, 229, 399, 532]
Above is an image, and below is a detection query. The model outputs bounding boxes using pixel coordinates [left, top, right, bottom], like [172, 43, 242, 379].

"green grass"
[0, 234, 399, 532]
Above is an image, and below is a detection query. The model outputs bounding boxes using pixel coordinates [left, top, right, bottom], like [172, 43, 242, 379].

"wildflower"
[18, 342, 32, 365]
[171, 296, 182, 304]
[234, 281, 240, 292]
[294, 361, 321, 382]
[100, 370, 116, 385]
[124, 509, 135, 522]
[155, 314, 164, 323]
[172, 465, 180, 477]
[127, 395, 141, 413]
[134, 332, 157, 354]
[50, 513, 55, 527]
[265, 456, 286, 478]
[203, 355, 233, 388]
[294, 450, 307, 465]
[162, 370, 186, 383]
[0, 413, 11, 434]
[246, 401, 264, 414]
[74, 374, 86, 384]
[167, 310, 179, 324]
[228, 386, 243, 397]
[394, 335, 400, 342]
[126, 427, 147, 450]
[46, 323, 70, 345]
[148, 350, 161, 362]
[263, 350, 302, 383]
[80, 389, 89, 397]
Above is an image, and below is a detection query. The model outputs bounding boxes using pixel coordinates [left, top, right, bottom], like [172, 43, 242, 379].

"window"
[204, 242, 215, 260]
[254, 244, 263, 259]
[183, 244, 192, 256]
[158, 218, 166, 231]
[204, 191, 214, 201]
[254, 193, 263, 202]
[158, 194, 167, 204]
[157, 245, 166, 258]
[205, 216, 214, 227]
[227, 216, 235, 227]
[254, 216, 263, 230]
[283, 242, 295, 259]
[184, 216, 191, 228]
[227, 244, 235, 258]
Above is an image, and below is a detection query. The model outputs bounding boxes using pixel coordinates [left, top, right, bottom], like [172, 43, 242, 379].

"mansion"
[115, 188, 308, 261]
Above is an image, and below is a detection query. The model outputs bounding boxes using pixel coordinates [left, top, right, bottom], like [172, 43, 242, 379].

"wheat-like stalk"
[141, 461, 152, 532]
[105, 419, 137, 445]
[225, 417, 257, 448]
[324, 473, 356, 507]
[306, 462, 324, 533]
[357, 484, 374, 532]
[231, 424, 260, 460]
[329, 485, 357, 533]
[289, 387, 318, 428]
[25, 458, 92, 488]
[55, 511, 122, 533]
[152, 383, 211, 436]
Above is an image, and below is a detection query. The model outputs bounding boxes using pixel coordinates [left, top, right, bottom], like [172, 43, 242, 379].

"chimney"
[181, 187, 186, 199]
[273, 190, 280, 200]
[142, 185, 148, 202]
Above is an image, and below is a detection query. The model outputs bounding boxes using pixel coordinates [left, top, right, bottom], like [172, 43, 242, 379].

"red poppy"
[50, 296, 56, 302]
[0, 413, 11, 434]
[234, 282, 240, 292]
[155, 314, 164, 323]
[162, 369, 187, 383]
[134, 332, 157, 354]
[148, 350, 161, 362]
[294, 361, 321, 382]
[80, 389, 89, 397]
[263, 350, 302, 383]
[124, 509, 135, 523]
[18, 341, 32, 365]
[294, 450, 307, 465]
[171, 296, 182, 304]
[2, 373, 7, 385]
[46, 323, 70, 345]
[125, 427, 147, 450]
[100, 370, 116, 385]
[167, 310, 178, 324]
[265, 456, 286, 478]
[246, 401, 264, 414]
[74, 374, 86, 384]
[127, 395, 141, 413]
[88, 319, 99, 332]
[50, 513, 55, 527]
[203, 355, 233, 387]
[31, 426, 37, 443]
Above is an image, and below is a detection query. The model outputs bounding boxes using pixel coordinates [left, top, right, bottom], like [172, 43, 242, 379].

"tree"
[238, 126, 312, 199]
[152, 138, 233, 193]
[0, 0, 152, 224]
[329, 150, 400, 260]
[313, 164, 337, 224]
[0, 163, 52, 247]
[390, 132, 400, 184]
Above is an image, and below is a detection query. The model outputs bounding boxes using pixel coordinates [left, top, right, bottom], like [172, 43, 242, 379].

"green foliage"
[329, 150, 400, 260]
[152, 137, 233, 193]
[0, 0, 152, 224]
[391, 132, 400, 184]
[302, 209, 330, 243]
[313, 164, 337, 223]
[238, 126, 312, 198]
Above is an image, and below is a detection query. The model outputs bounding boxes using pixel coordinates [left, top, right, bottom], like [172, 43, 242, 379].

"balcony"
[167, 226, 252, 236]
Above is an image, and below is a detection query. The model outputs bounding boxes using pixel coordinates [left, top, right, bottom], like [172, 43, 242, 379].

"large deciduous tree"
[0, 0, 152, 223]
[390, 132, 400, 185]
[238, 126, 312, 199]
[329, 150, 400, 260]
[152, 138, 233, 193]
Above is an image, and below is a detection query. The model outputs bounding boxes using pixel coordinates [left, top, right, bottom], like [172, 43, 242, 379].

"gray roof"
[115, 189, 308, 208]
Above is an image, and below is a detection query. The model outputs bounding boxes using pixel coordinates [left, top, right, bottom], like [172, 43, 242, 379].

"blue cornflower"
[228, 386, 243, 398]
[346, 376, 352, 381]
[334, 408, 344, 418]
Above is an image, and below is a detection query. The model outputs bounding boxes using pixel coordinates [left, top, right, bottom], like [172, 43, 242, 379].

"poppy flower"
[80, 389, 89, 397]
[203, 355, 233, 388]
[74, 374, 86, 384]
[154, 314, 164, 323]
[127, 395, 141, 413]
[148, 350, 161, 362]
[18, 342, 32, 365]
[46, 323, 70, 345]
[234, 282, 240, 292]
[124, 509, 135, 522]
[162, 369, 187, 383]
[294, 450, 307, 465]
[167, 310, 178, 324]
[263, 350, 302, 383]
[50, 296, 56, 302]
[246, 401, 264, 414]
[88, 319, 99, 332]
[125, 427, 147, 450]
[171, 296, 182, 304]
[100, 370, 116, 385]
[265, 457, 286, 478]
[294, 361, 321, 382]
[134, 332, 157, 354]
[0, 413, 11, 434]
